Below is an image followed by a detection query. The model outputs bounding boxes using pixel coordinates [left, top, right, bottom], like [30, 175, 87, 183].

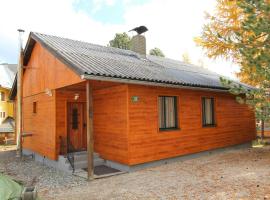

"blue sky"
[73, 0, 150, 24]
[0, 0, 239, 78]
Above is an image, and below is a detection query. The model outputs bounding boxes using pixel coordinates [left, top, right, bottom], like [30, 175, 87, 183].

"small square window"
[33, 102, 37, 114]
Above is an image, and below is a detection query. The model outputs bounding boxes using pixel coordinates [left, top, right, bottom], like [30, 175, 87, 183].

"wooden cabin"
[10, 32, 256, 175]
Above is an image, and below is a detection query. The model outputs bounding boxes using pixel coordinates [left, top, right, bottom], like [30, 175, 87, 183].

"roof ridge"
[32, 32, 139, 56]
[32, 32, 222, 78]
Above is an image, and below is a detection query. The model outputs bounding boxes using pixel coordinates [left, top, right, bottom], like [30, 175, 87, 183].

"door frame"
[66, 101, 87, 153]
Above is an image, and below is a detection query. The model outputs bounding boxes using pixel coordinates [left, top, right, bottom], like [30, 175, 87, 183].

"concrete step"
[65, 152, 100, 163]
[69, 158, 105, 170]
[73, 152, 100, 161]
[58, 155, 75, 174]
[66, 152, 105, 171]
[94, 157, 105, 166]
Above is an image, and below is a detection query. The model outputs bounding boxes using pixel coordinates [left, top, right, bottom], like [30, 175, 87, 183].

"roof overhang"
[81, 74, 229, 92]
[22, 32, 252, 93]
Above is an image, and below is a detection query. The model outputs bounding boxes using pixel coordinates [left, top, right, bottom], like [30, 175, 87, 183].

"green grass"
[252, 138, 270, 148]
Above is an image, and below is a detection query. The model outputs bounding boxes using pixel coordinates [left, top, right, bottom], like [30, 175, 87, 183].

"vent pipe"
[16, 28, 24, 158]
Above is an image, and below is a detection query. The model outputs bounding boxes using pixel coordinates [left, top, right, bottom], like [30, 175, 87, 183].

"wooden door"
[67, 102, 87, 152]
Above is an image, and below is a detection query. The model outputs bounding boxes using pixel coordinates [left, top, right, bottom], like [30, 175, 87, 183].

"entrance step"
[65, 151, 105, 172]
[72, 151, 100, 162]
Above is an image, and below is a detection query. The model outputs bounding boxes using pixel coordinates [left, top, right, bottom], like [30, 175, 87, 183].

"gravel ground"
[1, 146, 270, 200]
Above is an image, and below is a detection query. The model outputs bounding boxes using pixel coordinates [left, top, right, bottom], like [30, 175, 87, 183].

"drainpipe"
[16, 29, 24, 158]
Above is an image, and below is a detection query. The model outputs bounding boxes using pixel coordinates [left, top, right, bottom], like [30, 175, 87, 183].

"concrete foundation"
[106, 142, 252, 172]
[23, 142, 252, 173]
[22, 149, 73, 174]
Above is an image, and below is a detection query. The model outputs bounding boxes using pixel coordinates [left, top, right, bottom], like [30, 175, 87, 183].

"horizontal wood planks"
[22, 92, 56, 160]
[93, 85, 129, 164]
[22, 42, 83, 160]
[127, 84, 256, 165]
[22, 42, 83, 98]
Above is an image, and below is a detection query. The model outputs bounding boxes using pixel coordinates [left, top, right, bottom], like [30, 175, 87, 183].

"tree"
[149, 48, 165, 57]
[182, 52, 192, 64]
[108, 32, 131, 50]
[194, 0, 252, 83]
[197, 0, 270, 139]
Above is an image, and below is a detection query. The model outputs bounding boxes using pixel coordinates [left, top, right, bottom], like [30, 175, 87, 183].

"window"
[0, 92, 5, 101]
[33, 102, 37, 113]
[72, 108, 78, 129]
[202, 97, 215, 126]
[0, 112, 5, 118]
[158, 96, 178, 130]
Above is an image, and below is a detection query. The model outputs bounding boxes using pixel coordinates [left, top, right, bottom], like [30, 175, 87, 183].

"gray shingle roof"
[0, 64, 17, 89]
[0, 117, 15, 133]
[23, 32, 252, 90]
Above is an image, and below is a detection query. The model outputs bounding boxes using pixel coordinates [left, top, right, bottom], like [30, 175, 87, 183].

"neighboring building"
[10, 32, 256, 174]
[0, 64, 16, 144]
[0, 117, 15, 144]
[0, 64, 16, 123]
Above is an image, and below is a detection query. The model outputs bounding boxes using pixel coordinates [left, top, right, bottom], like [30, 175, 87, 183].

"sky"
[0, 0, 239, 78]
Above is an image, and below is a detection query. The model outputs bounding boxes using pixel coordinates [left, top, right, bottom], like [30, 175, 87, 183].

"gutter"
[81, 74, 229, 93]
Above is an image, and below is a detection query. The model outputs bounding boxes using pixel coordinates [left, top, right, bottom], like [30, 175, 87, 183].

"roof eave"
[81, 74, 229, 92]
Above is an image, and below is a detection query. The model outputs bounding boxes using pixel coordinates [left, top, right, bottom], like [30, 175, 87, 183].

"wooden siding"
[22, 92, 56, 160]
[127, 84, 256, 165]
[22, 42, 83, 160]
[93, 85, 129, 164]
[55, 83, 129, 164]
[22, 42, 83, 97]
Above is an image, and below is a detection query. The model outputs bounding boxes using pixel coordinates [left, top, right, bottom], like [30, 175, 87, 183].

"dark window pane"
[158, 96, 178, 129]
[72, 108, 78, 129]
[1, 92, 5, 101]
[33, 102, 37, 113]
[202, 97, 215, 126]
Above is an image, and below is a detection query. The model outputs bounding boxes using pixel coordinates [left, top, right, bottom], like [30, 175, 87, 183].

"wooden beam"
[86, 81, 94, 180]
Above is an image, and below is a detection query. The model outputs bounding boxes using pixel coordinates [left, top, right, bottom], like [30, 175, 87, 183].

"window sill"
[159, 128, 180, 132]
[202, 124, 216, 128]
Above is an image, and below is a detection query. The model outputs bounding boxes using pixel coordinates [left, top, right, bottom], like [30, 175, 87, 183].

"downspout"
[16, 29, 24, 158]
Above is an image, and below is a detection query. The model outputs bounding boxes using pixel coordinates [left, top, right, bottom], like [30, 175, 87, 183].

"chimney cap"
[17, 29, 25, 33]
[129, 26, 148, 35]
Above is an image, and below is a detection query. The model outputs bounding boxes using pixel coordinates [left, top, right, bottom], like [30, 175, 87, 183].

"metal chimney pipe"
[16, 29, 24, 158]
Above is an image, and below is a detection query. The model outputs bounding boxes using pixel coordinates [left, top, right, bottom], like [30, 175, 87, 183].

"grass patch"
[252, 138, 270, 148]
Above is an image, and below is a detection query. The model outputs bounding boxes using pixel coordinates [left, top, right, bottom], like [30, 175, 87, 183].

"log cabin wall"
[22, 92, 56, 160]
[93, 85, 129, 164]
[22, 42, 83, 160]
[127, 84, 256, 165]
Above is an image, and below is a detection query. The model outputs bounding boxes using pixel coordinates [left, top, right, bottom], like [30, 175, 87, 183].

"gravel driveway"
[1, 145, 270, 200]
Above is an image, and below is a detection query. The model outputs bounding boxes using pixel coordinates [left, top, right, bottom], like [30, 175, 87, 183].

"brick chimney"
[131, 34, 146, 56]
